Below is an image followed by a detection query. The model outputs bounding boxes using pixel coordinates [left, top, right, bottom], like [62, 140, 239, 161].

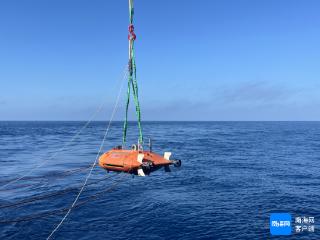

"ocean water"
[0, 121, 319, 240]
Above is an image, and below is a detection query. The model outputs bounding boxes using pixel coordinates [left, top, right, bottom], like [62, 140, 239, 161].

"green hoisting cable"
[123, 0, 143, 147]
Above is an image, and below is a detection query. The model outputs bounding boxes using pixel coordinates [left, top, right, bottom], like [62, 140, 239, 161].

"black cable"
[0, 174, 116, 209]
[0, 173, 130, 224]
[0, 165, 93, 188]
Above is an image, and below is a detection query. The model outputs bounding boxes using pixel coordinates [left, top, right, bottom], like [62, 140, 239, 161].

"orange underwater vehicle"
[99, 144, 181, 176]
[99, 0, 182, 176]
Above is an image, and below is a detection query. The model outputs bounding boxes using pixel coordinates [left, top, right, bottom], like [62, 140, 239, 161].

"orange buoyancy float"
[99, 145, 181, 176]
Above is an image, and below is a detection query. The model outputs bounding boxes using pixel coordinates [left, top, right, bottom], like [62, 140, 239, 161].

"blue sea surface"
[0, 121, 319, 239]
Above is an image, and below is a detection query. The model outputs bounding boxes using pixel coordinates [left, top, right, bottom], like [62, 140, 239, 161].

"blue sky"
[1, 0, 320, 120]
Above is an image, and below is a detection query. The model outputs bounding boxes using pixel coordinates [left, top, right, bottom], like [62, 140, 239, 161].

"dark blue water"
[0, 121, 319, 239]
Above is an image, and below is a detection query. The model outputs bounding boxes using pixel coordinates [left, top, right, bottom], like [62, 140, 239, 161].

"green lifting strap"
[123, 0, 143, 147]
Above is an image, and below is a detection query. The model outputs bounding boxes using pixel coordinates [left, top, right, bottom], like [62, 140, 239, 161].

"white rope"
[47, 69, 127, 239]
[0, 67, 127, 190]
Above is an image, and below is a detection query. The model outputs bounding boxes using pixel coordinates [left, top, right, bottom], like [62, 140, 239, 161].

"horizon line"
[1, 120, 320, 122]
